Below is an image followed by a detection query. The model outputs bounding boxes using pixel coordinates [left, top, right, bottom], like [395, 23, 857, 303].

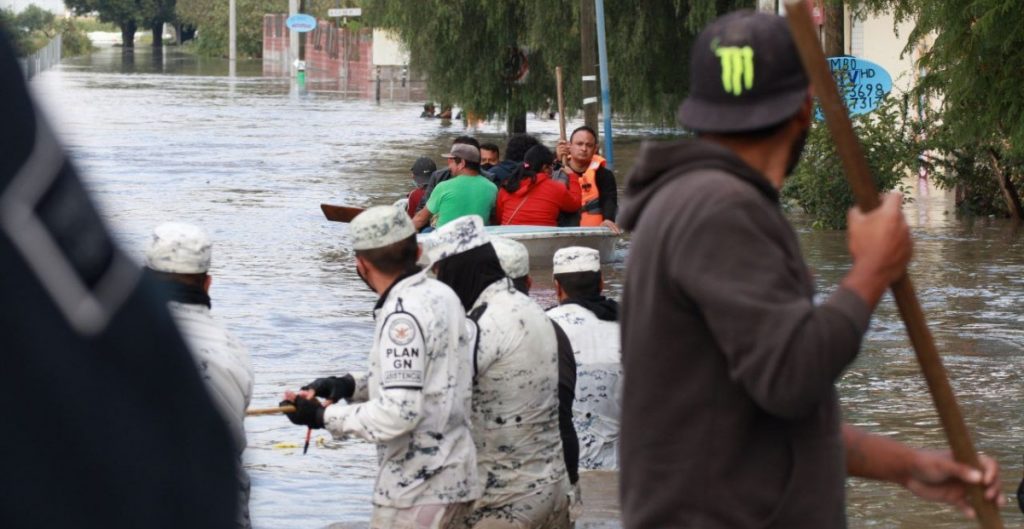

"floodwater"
[28, 45, 1024, 528]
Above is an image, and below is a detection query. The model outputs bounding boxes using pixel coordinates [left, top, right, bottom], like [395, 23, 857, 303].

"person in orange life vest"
[496, 144, 582, 227]
[406, 156, 436, 217]
[555, 126, 621, 233]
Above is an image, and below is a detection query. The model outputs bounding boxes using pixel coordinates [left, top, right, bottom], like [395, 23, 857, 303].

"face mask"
[481, 163, 495, 172]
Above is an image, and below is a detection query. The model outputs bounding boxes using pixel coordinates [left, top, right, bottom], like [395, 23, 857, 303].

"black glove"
[280, 397, 325, 429]
[301, 374, 356, 402]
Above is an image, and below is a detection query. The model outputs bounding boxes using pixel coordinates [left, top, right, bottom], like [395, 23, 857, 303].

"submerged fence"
[19, 34, 62, 80]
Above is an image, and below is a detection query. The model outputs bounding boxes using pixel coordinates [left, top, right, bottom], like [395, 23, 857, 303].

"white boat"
[485, 225, 620, 268]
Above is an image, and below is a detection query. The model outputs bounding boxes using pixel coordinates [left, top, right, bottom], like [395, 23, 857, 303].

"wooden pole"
[246, 405, 296, 416]
[556, 66, 567, 141]
[782, 2, 1002, 527]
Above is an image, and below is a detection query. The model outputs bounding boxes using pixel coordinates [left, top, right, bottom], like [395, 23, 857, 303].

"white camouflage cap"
[492, 236, 529, 279]
[350, 205, 416, 250]
[423, 215, 490, 264]
[553, 246, 601, 274]
[145, 222, 212, 274]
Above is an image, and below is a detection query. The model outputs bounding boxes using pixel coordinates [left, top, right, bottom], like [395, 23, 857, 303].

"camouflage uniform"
[546, 303, 622, 470]
[466, 278, 571, 529]
[322, 269, 480, 515]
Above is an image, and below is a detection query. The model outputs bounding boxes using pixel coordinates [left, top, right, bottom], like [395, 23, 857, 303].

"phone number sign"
[815, 56, 893, 120]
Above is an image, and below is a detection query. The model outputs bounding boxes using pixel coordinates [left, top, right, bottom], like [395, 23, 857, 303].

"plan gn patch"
[379, 308, 426, 389]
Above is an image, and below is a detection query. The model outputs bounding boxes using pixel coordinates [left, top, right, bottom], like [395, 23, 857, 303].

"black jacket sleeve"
[596, 167, 618, 222]
[552, 320, 579, 484]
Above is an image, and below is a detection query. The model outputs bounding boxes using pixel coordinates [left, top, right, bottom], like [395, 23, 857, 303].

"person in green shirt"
[414, 143, 498, 230]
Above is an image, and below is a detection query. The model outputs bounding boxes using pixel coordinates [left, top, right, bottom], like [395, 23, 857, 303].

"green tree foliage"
[0, 7, 95, 58]
[65, 0, 167, 48]
[782, 96, 916, 229]
[360, 0, 751, 123]
[849, 0, 1024, 216]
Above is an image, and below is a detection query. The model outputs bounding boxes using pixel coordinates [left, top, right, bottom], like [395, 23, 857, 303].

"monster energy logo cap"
[677, 10, 809, 133]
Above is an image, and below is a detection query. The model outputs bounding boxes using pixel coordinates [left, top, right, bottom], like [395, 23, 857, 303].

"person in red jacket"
[496, 145, 581, 226]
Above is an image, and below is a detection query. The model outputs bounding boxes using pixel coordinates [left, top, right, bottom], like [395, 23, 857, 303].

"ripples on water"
[30, 46, 1024, 528]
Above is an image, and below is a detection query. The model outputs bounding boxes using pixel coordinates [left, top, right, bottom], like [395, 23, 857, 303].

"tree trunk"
[151, 23, 163, 48]
[823, 1, 844, 57]
[506, 111, 526, 135]
[988, 148, 1024, 220]
[120, 21, 137, 50]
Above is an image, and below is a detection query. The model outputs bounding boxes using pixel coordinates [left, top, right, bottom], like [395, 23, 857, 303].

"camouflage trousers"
[466, 481, 571, 529]
[370, 501, 474, 529]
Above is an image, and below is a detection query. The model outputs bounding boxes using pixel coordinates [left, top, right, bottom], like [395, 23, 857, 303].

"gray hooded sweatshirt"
[618, 138, 871, 529]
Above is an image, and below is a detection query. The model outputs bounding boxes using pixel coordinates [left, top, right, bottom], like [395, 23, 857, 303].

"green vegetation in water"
[0, 7, 95, 58]
[782, 95, 915, 230]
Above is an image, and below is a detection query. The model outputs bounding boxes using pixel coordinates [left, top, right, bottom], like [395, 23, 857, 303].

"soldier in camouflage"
[282, 205, 479, 529]
[425, 216, 571, 529]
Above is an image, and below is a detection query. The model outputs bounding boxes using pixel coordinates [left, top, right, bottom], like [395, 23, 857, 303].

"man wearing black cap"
[406, 156, 436, 217]
[618, 10, 1001, 529]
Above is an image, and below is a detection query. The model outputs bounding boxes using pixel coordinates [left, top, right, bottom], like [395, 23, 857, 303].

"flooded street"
[29, 45, 1024, 528]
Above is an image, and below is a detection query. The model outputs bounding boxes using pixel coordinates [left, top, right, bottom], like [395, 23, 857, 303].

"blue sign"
[286, 14, 317, 33]
[815, 56, 893, 120]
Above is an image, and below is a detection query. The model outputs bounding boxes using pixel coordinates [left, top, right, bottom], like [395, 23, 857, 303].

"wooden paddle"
[556, 66, 569, 166]
[321, 203, 364, 223]
[246, 405, 296, 416]
[782, 2, 1002, 527]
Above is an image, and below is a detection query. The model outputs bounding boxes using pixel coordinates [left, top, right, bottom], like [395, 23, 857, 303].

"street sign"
[286, 13, 317, 32]
[815, 56, 893, 120]
[328, 7, 361, 17]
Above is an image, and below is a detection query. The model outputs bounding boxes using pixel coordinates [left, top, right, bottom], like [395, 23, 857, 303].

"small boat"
[485, 225, 619, 268]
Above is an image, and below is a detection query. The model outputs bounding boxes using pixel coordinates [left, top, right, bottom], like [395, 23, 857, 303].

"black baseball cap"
[677, 10, 809, 133]
[410, 156, 436, 185]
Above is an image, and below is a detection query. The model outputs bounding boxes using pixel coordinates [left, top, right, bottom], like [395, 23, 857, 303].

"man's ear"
[203, 274, 212, 293]
[795, 93, 813, 127]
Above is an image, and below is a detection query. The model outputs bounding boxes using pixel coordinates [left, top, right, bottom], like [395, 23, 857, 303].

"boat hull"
[485, 226, 619, 269]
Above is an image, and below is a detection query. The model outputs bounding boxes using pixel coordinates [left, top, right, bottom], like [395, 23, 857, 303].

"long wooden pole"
[556, 66, 568, 166]
[782, 2, 1002, 527]
[246, 405, 296, 416]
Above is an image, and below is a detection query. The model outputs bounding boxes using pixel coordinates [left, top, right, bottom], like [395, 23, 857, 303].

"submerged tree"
[850, 0, 1024, 217]
[361, 0, 752, 132]
[65, 0, 153, 49]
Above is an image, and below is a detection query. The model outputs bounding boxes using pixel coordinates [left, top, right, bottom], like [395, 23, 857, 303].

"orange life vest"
[577, 155, 606, 226]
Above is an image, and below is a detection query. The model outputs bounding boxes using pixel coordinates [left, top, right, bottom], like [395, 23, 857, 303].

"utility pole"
[594, 0, 613, 168]
[579, 0, 598, 133]
[288, 0, 299, 75]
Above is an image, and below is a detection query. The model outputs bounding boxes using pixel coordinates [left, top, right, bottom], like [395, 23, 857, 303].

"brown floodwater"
[28, 45, 1024, 528]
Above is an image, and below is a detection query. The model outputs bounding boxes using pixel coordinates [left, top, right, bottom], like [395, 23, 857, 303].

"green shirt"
[426, 174, 498, 227]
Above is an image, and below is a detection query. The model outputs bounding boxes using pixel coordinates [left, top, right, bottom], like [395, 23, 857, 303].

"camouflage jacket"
[470, 279, 569, 507]
[547, 303, 622, 470]
[322, 270, 480, 508]
[168, 301, 253, 452]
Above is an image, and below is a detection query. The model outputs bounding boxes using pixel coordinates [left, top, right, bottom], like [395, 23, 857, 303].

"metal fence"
[19, 34, 62, 80]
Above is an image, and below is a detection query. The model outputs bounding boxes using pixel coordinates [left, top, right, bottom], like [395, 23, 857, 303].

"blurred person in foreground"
[145, 222, 255, 529]
[617, 10, 1002, 529]
[0, 31, 238, 528]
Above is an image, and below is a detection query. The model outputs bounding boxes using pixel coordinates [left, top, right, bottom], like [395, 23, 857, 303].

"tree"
[63, 0, 172, 50]
[850, 0, 1024, 218]
[360, 0, 752, 133]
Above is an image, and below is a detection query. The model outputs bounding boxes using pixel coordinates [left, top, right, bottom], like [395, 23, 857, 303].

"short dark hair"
[511, 275, 530, 294]
[570, 126, 598, 143]
[554, 271, 601, 298]
[453, 135, 480, 149]
[480, 142, 500, 158]
[504, 134, 540, 162]
[704, 114, 792, 141]
[355, 234, 419, 275]
[464, 159, 482, 172]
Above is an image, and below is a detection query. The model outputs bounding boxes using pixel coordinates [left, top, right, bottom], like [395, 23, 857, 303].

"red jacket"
[496, 172, 581, 226]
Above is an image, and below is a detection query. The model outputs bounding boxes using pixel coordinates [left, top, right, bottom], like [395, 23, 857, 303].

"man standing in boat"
[618, 10, 1002, 529]
[144, 222, 255, 529]
[281, 205, 479, 528]
[555, 126, 619, 232]
[546, 247, 621, 472]
[426, 216, 572, 528]
[413, 143, 497, 230]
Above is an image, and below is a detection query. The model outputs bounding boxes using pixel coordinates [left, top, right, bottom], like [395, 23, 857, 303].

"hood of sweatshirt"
[618, 138, 778, 230]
